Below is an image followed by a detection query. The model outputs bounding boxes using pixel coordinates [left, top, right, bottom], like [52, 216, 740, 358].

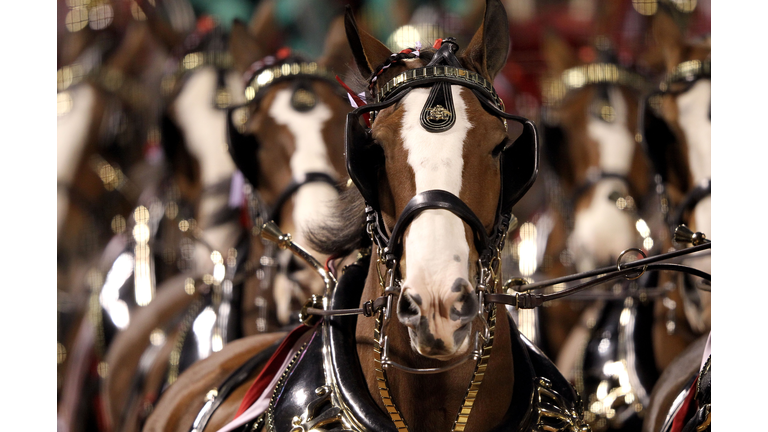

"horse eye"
[491, 138, 509, 158]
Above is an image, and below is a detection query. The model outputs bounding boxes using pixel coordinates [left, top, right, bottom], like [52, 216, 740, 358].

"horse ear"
[344, 6, 392, 78]
[248, 0, 281, 55]
[229, 19, 266, 74]
[541, 31, 578, 76]
[143, 1, 185, 51]
[105, 20, 153, 75]
[318, 15, 354, 75]
[461, 0, 510, 81]
[652, 8, 684, 72]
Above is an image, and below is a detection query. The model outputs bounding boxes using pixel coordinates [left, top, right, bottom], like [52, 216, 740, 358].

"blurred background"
[56, 1, 711, 431]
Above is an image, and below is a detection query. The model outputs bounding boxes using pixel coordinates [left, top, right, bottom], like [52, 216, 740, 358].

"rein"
[305, 238, 711, 319]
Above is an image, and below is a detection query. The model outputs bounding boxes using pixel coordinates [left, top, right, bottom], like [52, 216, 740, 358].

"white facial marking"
[173, 68, 245, 268]
[679, 81, 711, 277]
[400, 86, 471, 324]
[587, 87, 635, 175]
[173, 68, 239, 187]
[677, 80, 711, 185]
[57, 84, 96, 234]
[268, 88, 338, 248]
[571, 88, 637, 270]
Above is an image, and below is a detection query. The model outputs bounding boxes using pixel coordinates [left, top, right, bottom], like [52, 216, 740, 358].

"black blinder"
[639, 95, 679, 186]
[500, 119, 539, 215]
[345, 110, 384, 210]
[226, 106, 262, 188]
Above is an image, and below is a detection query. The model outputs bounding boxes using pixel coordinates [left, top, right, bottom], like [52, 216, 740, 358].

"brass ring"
[617, 247, 648, 281]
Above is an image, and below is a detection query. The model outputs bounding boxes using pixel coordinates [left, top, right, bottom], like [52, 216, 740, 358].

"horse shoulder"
[143, 332, 286, 432]
[102, 273, 199, 428]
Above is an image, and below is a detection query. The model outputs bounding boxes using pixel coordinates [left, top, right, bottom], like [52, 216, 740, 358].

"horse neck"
[355, 252, 514, 432]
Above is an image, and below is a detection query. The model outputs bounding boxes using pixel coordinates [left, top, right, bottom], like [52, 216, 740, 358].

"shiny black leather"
[387, 190, 490, 261]
[255, 256, 585, 431]
[577, 297, 659, 431]
[190, 338, 282, 432]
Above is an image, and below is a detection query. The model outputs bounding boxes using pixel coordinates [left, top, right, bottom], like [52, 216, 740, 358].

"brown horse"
[57, 15, 177, 432]
[143, 2, 590, 431]
[640, 8, 711, 432]
[534, 26, 690, 430]
[98, 16, 353, 432]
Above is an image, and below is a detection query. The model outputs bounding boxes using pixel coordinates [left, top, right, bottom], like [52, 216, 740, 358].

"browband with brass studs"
[244, 62, 337, 102]
[659, 59, 711, 93]
[543, 63, 649, 106]
[375, 65, 504, 111]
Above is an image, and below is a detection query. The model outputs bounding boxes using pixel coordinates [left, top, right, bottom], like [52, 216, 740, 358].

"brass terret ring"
[617, 247, 648, 281]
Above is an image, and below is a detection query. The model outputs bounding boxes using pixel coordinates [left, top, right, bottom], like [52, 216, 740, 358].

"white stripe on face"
[571, 87, 637, 270]
[58, 84, 96, 233]
[173, 68, 245, 264]
[267, 88, 338, 247]
[677, 80, 711, 239]
[400, 86, 472, 304]
[587, 87, 634, 176]
[677, 80, 711, 185]
[172, 68, 238, 188]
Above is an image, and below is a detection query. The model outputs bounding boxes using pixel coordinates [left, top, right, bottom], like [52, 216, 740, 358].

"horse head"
[342, 0, 536, 360]
[643, 7, 711, 335]
[226, 18, 350, 326]
[540, 31, 653, 273]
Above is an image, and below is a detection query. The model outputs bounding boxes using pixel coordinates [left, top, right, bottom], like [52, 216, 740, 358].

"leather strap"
[267, 172, 341, 223]
[386, 190, 491, 261]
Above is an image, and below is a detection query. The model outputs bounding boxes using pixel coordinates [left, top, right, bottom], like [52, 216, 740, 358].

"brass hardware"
[695, 406, 711, 431]
[289, 385, 352, 432]
[261, 221, 292, 249]
[375, 66, 504, 111]
[245, 62, 334, 102]
[503, 277, 529, 293]
[660, 60, 711, 93]
[205, 388, 218, 401]
[544, 63, 648, 107]
[298, 295, 324, 327]
[426, 105, 452, 121]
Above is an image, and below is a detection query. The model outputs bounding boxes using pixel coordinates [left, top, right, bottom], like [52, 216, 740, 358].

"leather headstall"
[541, 61, 648, 215]
[225, 58, 345, 223]
[345, 39, 539, 266]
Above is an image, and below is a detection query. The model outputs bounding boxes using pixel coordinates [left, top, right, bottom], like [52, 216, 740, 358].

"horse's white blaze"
[677, 80, 712, 243]
[173, 68, 238, 187]
[571, 88, 637, 271]
[588, 87, 635, 175]
[173, 68, 245, 269]
[57, 84, 96, 233]
[268, 88, 338, 244]
[400, 87, 472, 320]
[678, 81, 712, 288]
[268, 89, 338, 321]
[677, 80, 711, 185]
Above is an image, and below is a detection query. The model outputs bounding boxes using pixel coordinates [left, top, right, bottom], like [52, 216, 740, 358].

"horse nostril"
[397, 290, 422, 328]
[449, 280, 478, 324]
